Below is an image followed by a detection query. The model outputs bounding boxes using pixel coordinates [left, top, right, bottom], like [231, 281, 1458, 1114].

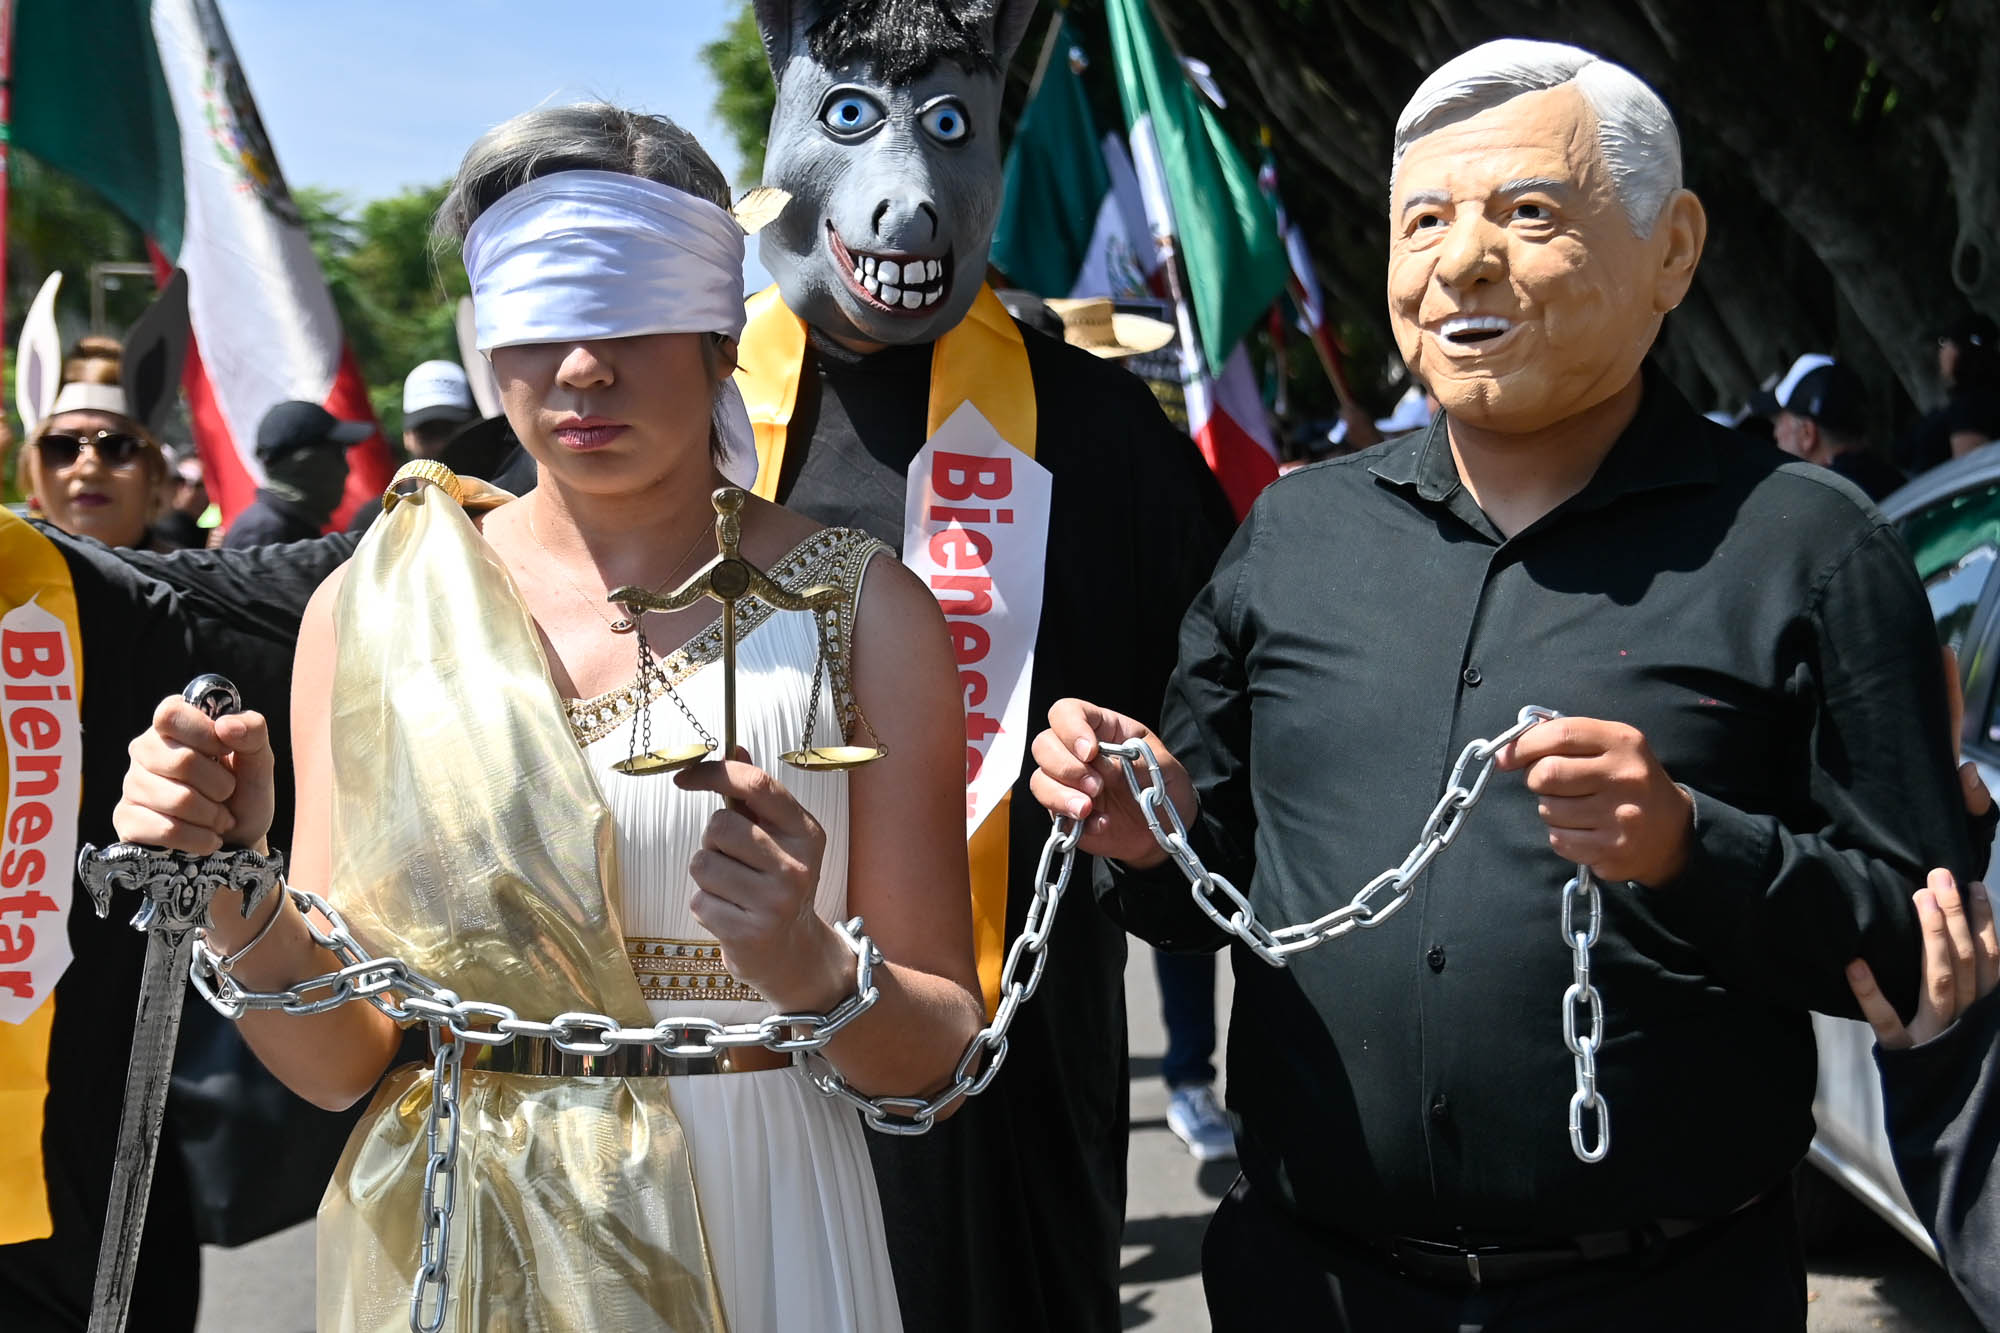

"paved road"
[199, 945, 1982, 1331]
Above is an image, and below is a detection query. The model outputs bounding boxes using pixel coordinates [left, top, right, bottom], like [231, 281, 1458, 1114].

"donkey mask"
[754, 0, 1039, 347]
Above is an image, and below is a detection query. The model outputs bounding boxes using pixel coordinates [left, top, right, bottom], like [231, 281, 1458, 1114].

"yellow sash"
[0, 509, 83, 1244]
[736, 285, 1037, 1015]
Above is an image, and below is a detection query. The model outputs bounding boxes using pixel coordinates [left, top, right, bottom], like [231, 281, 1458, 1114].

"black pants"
[1203, 1176, 1806, 1332]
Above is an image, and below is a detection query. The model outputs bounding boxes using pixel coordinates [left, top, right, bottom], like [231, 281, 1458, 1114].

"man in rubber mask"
[735, 3, 1233, 1329]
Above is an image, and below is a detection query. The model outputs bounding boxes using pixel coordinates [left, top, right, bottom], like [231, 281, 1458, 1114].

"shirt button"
[1430, 1094, 1450, 1123]
[1427, 945, 1447, 973]
[1461, 665, 1482, 687]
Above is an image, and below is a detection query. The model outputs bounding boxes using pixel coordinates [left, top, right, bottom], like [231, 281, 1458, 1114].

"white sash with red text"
[0, 598, 81, 1024]
[903, 402, 1054, 834]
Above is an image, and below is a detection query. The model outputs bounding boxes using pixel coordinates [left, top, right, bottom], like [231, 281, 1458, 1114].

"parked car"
[1807, 440, 2000, 1255]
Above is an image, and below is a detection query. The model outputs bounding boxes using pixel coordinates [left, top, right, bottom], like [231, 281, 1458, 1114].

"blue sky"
[221, 0, 771, 287]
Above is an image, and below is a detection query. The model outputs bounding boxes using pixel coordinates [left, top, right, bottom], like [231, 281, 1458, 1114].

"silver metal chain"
[1561, 869, 1609, 1163]
[806, 815, 1080, 1133]
[1095, 704, 1610, 1164]
[411, 1035, 464, 1333]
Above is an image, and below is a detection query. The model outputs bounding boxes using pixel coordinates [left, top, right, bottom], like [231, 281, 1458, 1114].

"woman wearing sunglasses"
[13, 271, 189, 551]
[20, 339, 168, 549]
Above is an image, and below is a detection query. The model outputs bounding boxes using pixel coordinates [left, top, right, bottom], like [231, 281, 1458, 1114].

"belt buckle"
[1465, 1251, 1481, 1286]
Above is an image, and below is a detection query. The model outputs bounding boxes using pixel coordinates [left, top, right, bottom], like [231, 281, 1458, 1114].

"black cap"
[255, 400, 372, 460]
[1781, 363, 1869, 437]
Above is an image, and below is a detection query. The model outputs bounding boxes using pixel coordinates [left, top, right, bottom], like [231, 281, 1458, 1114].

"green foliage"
[701, 2, 777, 184]
[5, 151, 147, 332]
[299, 183, 466, 439]
[4, 155, 463, 464]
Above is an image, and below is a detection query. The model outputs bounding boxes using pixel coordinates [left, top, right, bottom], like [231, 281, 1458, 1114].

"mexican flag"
[11, 0, 391, 527]
[1103, 0, 1287, 374]
[991, 12, 1280, 518]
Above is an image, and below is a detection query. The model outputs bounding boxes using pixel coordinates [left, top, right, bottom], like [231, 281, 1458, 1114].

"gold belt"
[474, 1038, 795, 1078]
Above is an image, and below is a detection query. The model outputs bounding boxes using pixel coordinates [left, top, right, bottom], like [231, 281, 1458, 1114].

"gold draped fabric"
[315, 473, 727, 1332]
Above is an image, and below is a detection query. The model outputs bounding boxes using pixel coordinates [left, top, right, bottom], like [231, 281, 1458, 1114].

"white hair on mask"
[1392, 38, 1682, 237]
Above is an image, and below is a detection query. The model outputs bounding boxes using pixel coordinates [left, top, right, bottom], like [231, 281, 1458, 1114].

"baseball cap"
[1781, 363, 1869, 437]
[255, 400, 372, 461]
[403, 360, 477, 430]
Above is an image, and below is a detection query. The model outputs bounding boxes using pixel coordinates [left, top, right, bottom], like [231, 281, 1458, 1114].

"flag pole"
[0, 0, 15, 357]
[1024, 3, 1066, 102]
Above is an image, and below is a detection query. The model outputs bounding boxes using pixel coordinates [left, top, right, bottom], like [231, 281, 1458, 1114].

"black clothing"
[149, 510, 208, 552]
[1827, 448, 1905, 502]
[1106, 371, 1969, 1246]
[221, 488, 328, 548]
[1156, 950, 1218, 1088]
[1879, 986, 2000, 1326]
[0, 526, 356, 1332]
[775, 322, 1234, 1333]
[1896, 387, 2000, 474]
[1203, 1173, 1806, 1332]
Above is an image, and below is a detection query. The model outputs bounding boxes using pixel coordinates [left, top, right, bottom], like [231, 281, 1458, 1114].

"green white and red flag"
[12, 0, 391, 526]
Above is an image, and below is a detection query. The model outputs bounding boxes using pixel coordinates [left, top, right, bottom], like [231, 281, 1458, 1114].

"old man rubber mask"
[1386, 41, 1706, 435]
[755, 0, 1037, 345]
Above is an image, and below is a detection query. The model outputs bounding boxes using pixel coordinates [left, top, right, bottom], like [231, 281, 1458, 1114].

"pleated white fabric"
[570, 529, 903, 1333]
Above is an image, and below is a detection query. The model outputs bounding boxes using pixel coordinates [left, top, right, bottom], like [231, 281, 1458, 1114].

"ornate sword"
[77, 675, 286, 1333]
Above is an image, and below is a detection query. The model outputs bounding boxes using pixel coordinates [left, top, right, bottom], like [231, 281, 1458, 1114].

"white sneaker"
[1166, 1084, 1237, 1162]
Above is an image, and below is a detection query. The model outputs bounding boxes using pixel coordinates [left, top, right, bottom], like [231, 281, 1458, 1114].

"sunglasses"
[36, 429, 152, 470]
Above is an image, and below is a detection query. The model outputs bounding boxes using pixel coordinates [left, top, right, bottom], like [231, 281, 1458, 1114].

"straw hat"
[1046, 297, 1176, 359]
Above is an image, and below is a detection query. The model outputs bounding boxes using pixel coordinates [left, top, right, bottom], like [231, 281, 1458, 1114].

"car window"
[1898, 481, 2000, 649]
[1928, 546, 1997, 653]
[1901, 481, 2000, 582]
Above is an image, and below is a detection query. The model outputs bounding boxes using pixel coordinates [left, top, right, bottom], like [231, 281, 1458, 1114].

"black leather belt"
[1352, 1194, 1768, 1289]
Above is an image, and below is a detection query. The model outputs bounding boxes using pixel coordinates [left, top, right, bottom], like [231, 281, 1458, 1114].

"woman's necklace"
[527, 507, 714, 634]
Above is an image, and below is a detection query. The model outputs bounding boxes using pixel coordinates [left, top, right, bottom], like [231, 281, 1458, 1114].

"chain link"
[410, 1034, 464, 1333]
[804, 815, 1081, 1133]
[1560, 869, 1609, 1163]
[1096, 704, 1610, 1165]
[190, 891, 885, 1061]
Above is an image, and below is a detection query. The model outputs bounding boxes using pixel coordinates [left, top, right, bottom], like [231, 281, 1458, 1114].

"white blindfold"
[462, 169, 756, 487]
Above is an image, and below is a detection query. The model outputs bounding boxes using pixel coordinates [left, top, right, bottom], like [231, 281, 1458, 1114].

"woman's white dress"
[565, 527, 903, 1333]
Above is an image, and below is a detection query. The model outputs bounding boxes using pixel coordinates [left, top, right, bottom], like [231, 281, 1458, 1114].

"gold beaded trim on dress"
[627, 938, 765, 1005]
[564, 527, 888, 747]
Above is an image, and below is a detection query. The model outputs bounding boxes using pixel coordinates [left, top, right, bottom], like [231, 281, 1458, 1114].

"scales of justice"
[604, 485, 887, 776]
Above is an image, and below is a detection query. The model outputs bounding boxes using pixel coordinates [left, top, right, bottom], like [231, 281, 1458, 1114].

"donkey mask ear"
[122, 268, 191, 436]
[753, 0, 832, 80]
[983, 0, 1042, 71]
[16, 272, 64, 435]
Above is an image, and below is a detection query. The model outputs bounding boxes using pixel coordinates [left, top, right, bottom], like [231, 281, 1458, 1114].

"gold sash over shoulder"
[317, 466, 728, 1332]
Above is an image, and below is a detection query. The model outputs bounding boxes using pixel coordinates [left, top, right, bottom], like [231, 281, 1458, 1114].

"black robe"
[773, 323, 1235, 1333]
[0, 526, 356, 1332]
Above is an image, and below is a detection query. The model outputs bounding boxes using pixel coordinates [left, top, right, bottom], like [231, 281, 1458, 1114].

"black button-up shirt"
[1104, 369, 1972, 1240]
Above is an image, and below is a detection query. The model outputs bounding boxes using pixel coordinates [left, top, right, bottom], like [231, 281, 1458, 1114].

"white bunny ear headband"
[16, 268, 191, 437]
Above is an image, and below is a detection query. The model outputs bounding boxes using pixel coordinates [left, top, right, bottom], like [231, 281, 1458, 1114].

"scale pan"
[612, 743, 716, 776]
[782, 745, 887, 771]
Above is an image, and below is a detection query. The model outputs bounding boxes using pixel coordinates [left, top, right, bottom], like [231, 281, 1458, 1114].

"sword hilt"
[78, 675, 283, 933]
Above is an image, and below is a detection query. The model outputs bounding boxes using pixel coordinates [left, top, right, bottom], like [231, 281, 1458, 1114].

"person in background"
[1050, 295, 1235, 1163]
[1897, 315, 2000, 474]
[398, 359, 478, 460]
[150, 445, 210, 551]
[15, 336, 172, 551]
[1847, 867, 1999, 1327]
[222, 400, 366, 548]
[1773, 361, 1904, 501]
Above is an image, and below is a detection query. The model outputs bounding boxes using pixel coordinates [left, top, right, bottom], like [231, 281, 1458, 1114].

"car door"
[1807, 462, 2000, 1255]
